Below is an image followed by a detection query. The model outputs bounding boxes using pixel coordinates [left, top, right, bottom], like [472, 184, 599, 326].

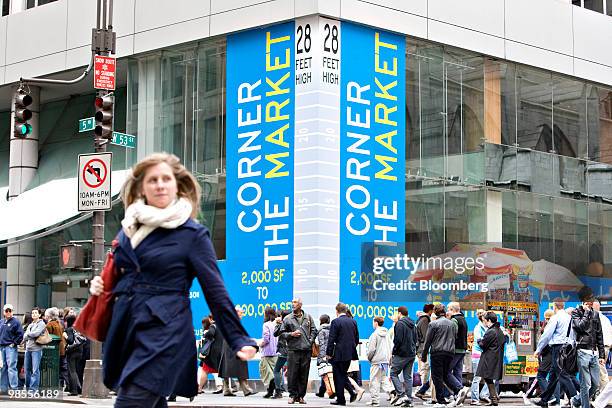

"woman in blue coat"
[89, 153, 256, 407]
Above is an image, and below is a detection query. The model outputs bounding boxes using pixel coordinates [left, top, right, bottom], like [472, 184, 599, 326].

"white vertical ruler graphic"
[293, 16, 341, 315]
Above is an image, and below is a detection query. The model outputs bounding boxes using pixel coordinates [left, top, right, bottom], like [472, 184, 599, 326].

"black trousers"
[431, 352, 459, 403]
[114, 382, 167, 408]
[332, 360, 356, 404]
[67, 350, 82, 394]
[539, 345, 578, 403]
[287, 350, 311, 399]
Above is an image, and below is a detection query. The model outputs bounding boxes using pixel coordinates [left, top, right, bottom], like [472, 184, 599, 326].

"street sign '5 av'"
[94, 55, 116, 90]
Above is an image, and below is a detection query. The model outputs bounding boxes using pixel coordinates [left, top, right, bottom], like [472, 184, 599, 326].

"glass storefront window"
[553, 76, 587, 158]
[406, 39, 445, 180]
[554, 198, 588, 275]
[588, 85, 612, 165]
[485, 143, 517, 189]
[127, 39, 228, 258]
[517, 192, 554, 262]
[501, 191, 518, 248]
[516, 67, 553, 153]
[444, 186, 486, 248]
[405, 184, 445, 257]
[554, 155, 587, 199]
[588, 203, 612, 279]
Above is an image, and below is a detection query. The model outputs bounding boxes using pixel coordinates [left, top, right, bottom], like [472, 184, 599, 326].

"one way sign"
[78, 152, 112, 211]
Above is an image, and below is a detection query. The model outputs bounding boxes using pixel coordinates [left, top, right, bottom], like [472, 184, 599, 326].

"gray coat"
[316, 323, 330, 364]
[24, 320, 46, 352]
[367, 327, 391, 364]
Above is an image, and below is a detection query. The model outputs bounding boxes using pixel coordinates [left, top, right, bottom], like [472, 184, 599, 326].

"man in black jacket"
[390, 306, 417, 407]
[326, 302, 359, 406]
[571, 298, 605, 408]
[422, 304, 468, 406]
[0, 304, 24, 393]
[448, 302, 468, 392]
[279, 298, 317, 404]
[415, 304, 435, 400]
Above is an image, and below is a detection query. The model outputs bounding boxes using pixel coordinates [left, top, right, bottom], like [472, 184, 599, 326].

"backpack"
[73, 330, 86, 346]
[198, 337, 213, 361]
[66, 329, 86, 352]
[557, 320, 578, 375]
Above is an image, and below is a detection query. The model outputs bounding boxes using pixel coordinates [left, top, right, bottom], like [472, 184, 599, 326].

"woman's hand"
[89, 276, 104, 296]
[236, 346, 257, 361]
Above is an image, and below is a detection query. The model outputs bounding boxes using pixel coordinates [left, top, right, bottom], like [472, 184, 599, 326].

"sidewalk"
[0, 391, 531, 408]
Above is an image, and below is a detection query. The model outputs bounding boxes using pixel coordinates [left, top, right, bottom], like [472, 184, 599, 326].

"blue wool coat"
[102, 219, 255, 398]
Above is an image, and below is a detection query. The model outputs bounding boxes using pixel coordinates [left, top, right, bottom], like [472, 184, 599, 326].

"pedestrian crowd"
[529, 298, 612, 408]
[192, 298, 612, 408]
[0, 304, 89, 395]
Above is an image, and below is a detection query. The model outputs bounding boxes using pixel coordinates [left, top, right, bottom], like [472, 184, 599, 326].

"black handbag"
[557, 320, 578, 375]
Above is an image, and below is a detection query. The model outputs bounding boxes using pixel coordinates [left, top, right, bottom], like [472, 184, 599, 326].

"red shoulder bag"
[74, 240, 120, 342]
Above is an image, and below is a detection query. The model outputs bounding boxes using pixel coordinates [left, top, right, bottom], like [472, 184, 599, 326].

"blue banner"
[224, 22, 295, 336]
[339, 22, 406, 334]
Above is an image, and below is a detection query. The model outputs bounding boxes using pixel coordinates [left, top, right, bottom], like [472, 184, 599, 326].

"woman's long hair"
[121, 152, 202, 218]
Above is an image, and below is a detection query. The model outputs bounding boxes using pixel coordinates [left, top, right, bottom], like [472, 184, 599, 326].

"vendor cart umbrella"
[529, 259, 584, 292]
[410, 244, 532, 281]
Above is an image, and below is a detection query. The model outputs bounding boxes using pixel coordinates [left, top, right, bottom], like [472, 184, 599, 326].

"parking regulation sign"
[94, 55, 116, 90]
[78, 152, 112, 211]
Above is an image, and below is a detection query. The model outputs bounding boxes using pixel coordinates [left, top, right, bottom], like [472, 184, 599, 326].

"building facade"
[1, 0, 611, 339]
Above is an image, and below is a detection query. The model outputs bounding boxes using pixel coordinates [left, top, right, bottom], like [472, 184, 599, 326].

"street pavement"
[0, 391, 533, 408]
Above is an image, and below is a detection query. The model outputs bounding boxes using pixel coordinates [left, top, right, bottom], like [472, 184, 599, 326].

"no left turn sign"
[82, 158, 108, 189]
[78, 152, 112, 211]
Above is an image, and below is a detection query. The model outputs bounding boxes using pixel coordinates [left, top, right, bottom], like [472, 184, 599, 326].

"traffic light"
[94, 94, 114, 139]
[14, 90, 33, 137]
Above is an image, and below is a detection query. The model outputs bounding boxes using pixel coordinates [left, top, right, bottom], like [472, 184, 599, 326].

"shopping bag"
[504, 339, 519, 364]
[323, 372, 335, 395]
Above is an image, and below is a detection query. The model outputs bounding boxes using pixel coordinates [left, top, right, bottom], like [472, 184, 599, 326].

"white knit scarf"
[121, 197, 193, 249]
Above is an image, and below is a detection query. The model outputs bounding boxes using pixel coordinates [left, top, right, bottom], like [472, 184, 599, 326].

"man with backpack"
[570, 298, 605, 408]
[533, 300, 579, 408]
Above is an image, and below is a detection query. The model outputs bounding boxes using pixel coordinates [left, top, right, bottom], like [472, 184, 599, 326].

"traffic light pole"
[81, 0, 114, 399]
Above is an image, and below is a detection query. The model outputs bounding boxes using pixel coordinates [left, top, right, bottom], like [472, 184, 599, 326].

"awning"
[0, 170, 129, 245]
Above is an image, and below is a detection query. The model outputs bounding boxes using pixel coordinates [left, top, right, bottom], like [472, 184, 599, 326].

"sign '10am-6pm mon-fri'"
[78, 152, 112, 211]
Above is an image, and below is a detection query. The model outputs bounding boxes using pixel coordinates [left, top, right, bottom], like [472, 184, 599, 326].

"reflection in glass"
[586, 161, 612, 202]
[554, 156, 587, 199]
[444, 187, 485, 248]
[554, 198, 588, 276]
[588, 86, 612, 165]
[553, 76, 587, 158]
[584, 0, 604, 12]
[588, 203, 612, 279]
[485, 143, 517, 189]
[502, 191, 518, 249]
[517, 193, 553, 262]
[405, 185, 445, 257]
[415, 40, 445, 179]
[516, 67, 552, 152]
[516, 150, 555, 196]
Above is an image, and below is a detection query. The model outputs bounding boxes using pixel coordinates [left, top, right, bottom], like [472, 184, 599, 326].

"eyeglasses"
[4, 309, 12, 312]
